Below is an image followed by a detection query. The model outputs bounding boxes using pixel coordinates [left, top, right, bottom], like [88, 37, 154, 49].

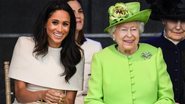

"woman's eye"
[79, 9, 83, 13]
[63, 22, 69, 26]
[121, 28, 127, 31]
[52, 21, 59, 25]
[131, 28, 137, 31]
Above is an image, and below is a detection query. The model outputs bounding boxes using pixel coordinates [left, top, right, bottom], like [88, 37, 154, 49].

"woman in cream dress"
[9, 0, 84, 104]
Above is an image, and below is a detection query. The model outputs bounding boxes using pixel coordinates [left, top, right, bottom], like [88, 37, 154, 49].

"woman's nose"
[175, 20, 182, 29]
[57, 25, 63, 32]
[74, 11, 80, 18]
[126, 29, 132, 37]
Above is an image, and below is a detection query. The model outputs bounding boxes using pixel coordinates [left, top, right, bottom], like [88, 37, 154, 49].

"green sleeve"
[154, 48, 175, 104]
[84, 53, 105, 104]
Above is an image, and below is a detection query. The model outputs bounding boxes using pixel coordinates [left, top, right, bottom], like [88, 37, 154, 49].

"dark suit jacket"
[143, 33, 185, 103]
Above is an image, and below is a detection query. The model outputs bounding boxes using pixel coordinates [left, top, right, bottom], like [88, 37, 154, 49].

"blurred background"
[0, 0, 163, 103]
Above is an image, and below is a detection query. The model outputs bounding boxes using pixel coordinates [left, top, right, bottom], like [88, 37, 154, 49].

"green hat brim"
[104, 9, 151, 33]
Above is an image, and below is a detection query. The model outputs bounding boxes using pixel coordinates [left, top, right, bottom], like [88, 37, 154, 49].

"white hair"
[108, 22, 145, 36]
[139, 22, 144, 33]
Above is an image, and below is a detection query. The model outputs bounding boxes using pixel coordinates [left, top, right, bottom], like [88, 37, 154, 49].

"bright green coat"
[85, 43, 175, 104]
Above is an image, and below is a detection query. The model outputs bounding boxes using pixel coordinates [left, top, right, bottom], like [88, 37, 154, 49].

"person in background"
[66, 0, 102, 104]
[85, 1, 175, 104]
[8, 0, 84, 104]
[144, 0, 185, 103]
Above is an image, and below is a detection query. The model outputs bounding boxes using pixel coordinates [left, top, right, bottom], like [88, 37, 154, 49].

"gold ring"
[58, 97, 64, 104]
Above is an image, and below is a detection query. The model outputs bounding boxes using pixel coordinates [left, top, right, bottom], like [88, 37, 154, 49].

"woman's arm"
[65, 90, 77, 104]
[154, 48, 175, 104]
[14, 80, 47, 103]
[15, 80, 66, 103]
[84, 54, 105, 104]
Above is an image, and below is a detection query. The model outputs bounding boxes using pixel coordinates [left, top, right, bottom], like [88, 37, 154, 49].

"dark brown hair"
[33, 0, 82, 82]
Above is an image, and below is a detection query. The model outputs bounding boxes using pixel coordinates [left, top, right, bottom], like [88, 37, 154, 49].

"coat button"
[174, 69, 178, 71]
[129, 62, 132, 65]
[131, 75, 134, 79]
[130, 69, 133, 72]
[174, 79, 178, 82]
[175, 88, 178, 91]
[131, 82, 135, 85]
[128, 56, 132, 59]
[132, 90, 136, 94]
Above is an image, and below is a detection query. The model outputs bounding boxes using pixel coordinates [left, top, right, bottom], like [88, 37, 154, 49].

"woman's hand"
[42, 89, 66, 104]
[14, 80, 66, 104]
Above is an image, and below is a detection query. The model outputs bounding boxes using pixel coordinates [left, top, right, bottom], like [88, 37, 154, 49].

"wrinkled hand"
[42, 89, 66, 104]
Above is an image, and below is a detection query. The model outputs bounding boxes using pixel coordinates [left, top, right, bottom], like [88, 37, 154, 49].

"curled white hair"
[108, 22, 145, 36]
[139, 22, 144, 33]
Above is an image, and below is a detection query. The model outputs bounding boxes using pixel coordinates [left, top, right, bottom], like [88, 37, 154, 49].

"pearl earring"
[112, 35, 115, 41]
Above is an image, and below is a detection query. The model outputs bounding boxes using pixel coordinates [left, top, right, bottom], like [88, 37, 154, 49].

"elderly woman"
[85, 2, 175, 104]
[144, 0, 185, 103]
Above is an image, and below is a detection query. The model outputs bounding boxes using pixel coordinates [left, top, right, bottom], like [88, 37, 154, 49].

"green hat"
[104, 2, 151, 33]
